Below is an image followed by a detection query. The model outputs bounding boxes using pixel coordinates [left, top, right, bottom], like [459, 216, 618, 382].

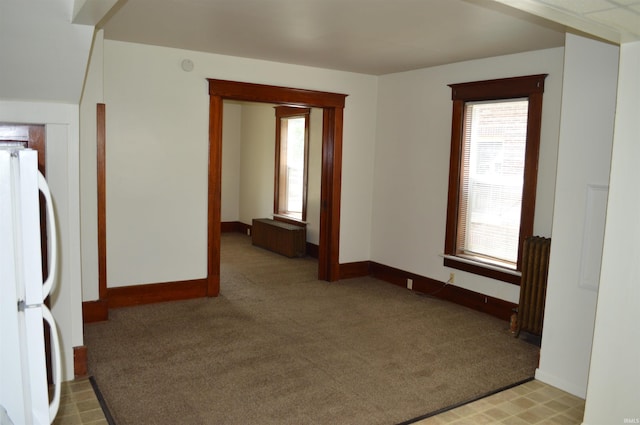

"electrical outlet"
[407, 278, 413, 290]
[247, 228, 251, 236]
[449, 272, 455, 284]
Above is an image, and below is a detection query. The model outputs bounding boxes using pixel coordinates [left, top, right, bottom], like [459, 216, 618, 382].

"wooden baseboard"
[82, 299, 109, 323]
[87, 259, 513, 325]
[339, 261, 371, 279]
[306, 242, 319, 258]
[221, 221, 251, 235]
[107, 279, 208, 309]
[73, 345, 88, 378]
[369, 262, 516, 322]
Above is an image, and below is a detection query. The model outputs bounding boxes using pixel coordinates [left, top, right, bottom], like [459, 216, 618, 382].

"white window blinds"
[457, 99, 529, 267]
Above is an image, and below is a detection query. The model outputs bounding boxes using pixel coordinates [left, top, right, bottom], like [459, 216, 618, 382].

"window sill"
[273, 214, 307, 227]
[443, 255, 521, 285]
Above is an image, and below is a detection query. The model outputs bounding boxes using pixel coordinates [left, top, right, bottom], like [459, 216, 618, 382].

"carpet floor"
[85, 233, 539, 425]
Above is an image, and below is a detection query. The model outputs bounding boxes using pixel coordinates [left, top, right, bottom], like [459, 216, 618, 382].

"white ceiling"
[99, 0, 640, 76]
[0, 0, 95, 103]
[100, 0, 572, 75]
[1, 0, 637, 103]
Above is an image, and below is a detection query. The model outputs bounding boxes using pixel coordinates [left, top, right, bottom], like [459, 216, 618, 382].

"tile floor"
[412, 379, 585, 425]
[52, 378, 109, 425]
[51, 378, 584, 425]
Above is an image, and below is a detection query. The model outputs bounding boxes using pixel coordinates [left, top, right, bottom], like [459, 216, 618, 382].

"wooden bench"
[251, 218, 306, 258]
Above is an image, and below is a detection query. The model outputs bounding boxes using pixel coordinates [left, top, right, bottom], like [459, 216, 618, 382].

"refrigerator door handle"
[41, 305, 61, 423]
[38, 172, 57, 299]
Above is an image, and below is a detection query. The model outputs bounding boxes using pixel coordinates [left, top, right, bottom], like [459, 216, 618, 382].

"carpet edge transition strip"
[396, 376, 535, 425]
[89, 376, 117, 425]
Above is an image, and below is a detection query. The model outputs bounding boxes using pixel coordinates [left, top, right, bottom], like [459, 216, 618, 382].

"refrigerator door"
[16, 149, 44, 306]
[41, 305, 62, 421]
[37, 171, 61, 420]
[0, 148, 31, 424]
[21, 305, 49, 425]
[0, 148, 62, 424]
[38, 172, 57, 301]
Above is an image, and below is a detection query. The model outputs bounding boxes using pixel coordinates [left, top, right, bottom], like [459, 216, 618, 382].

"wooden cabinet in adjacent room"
[251, 218, 306, 258]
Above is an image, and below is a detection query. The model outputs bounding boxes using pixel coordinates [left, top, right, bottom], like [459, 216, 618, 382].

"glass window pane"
[285, 117, 305, 214]
[460, 99, 528, 265]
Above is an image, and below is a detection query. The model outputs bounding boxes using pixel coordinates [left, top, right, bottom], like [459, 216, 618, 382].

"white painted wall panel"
[79, 30, 104, 301]
[104, 41, 210, 287]
[536, 34, 618, 398]
[238, 103, 276, 225]
[221, 102, 242, 222]
[306, 108, 323, 245]
[583, 39, 640, 424]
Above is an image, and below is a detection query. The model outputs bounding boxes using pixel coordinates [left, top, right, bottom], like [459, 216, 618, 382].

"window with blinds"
[444, 74, 546, 284]
[457, 99, 529, 268]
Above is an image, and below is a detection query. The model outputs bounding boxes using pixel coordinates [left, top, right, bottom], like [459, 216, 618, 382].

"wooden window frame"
[274, 106, 310, 223]
[444, 74, 547, 285]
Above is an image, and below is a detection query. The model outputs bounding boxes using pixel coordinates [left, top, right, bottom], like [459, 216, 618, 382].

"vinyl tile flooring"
[52, 378, 109, 425]
[52, 378, 584, 424]
[411, 379, 585, 425]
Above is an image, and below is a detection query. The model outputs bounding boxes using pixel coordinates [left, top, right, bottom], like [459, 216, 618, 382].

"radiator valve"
[509, 310, 518, 335]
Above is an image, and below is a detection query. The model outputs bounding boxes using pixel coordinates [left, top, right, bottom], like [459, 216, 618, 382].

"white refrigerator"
[0, 146, 62, 424]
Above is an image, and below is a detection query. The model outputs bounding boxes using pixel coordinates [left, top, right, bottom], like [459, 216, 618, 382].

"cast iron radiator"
[515, 236, 551, 338]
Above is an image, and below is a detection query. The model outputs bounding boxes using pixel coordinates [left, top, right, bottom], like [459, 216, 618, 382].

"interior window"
[444, 74, 547, 284]
[274, 106, 310, 222]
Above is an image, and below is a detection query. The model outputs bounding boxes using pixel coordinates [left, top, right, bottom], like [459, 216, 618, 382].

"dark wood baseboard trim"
[339, 261, 371, 280]
[306, 242, 319, 258]
[107, 278, 208, 309]
[82, 299, 109, 323]
[73, 345, 88, 378]
[221, 221, 251, 234]
[369, 262, 516, 322]
[89, 260, 513, 324]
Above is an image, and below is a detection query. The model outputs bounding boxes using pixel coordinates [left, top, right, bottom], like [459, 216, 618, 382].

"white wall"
[306, 108, 323, 244]
[536, 34, 619, 399]
[79, 30, 104, 301]
[222, 102, 323, 244]
[238, 102, 276, 224]
[221, 102, 242, 222]
[0, 101, 83, 381]
[583, 40, 640, 425]
[89, 39, 378, 291]
[372, 47, 564, 303]
[103, 41, 210, 287]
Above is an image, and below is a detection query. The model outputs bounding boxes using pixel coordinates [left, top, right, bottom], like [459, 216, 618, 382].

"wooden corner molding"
[82, 299, 109, 323]
[339, 261, 371, 280]
[73, 346, 88, 379]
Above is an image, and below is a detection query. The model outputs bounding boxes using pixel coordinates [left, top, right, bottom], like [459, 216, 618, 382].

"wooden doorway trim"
[207, 79, 347, 296]
[0, 124, 45, 172]
[96, 104, 108, 301]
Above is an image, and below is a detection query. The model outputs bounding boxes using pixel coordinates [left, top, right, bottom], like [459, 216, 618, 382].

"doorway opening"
[207, 80, 347, 296]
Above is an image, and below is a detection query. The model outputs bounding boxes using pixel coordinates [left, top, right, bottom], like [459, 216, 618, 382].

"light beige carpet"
[85, 233, 539, 425]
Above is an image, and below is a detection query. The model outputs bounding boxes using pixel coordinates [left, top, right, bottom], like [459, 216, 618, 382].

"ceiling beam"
[489, 0, 630, 44]
[73, 0, 120, 26]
